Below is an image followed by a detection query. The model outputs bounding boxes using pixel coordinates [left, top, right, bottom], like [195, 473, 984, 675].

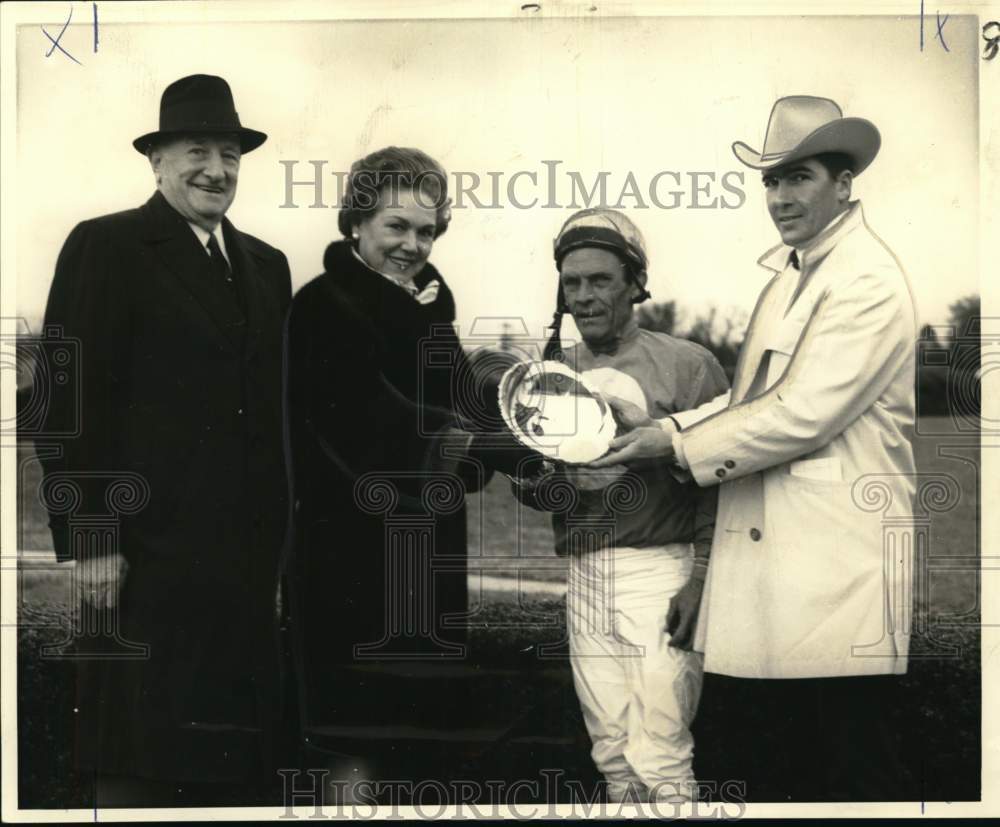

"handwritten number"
[93, 3, 99, 53]
[984, 22, 1000, 60]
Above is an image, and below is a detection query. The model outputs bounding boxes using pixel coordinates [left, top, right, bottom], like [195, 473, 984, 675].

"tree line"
[634, 295, 981, 421]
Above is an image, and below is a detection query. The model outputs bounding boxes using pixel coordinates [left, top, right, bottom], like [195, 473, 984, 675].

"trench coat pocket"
[765, 471, 884, 624]
[789, 457, 843, 483]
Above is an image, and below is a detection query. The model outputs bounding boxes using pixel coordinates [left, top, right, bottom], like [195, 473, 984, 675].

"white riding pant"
[567, 544, 703, 802]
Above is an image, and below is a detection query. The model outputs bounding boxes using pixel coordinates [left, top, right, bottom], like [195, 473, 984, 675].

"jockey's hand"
[665, 572, 705, 651]
[604, 394, 655, 432]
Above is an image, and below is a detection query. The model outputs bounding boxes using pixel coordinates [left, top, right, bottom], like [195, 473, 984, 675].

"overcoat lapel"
[221, 216, 266, 359]
[732, 205, 866, 402]
[730, 258, 793, 402]
[139, 191, 247, 351]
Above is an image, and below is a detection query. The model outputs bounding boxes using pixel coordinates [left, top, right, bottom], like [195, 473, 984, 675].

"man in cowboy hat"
[513, 208, 729, 803]
[38, 74, 291, 806]
[592, 96, 918, 801]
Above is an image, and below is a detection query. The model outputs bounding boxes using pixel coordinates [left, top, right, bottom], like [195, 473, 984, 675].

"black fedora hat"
[133, 74, 267, 155]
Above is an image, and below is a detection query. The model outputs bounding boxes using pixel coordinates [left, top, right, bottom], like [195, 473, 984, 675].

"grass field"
[465, 414, 983, 618]
[15, 415, 982, 608]
[13, 415, 982, 807]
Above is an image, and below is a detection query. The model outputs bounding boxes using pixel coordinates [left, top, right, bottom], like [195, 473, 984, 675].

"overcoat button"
[749, 528, 762, 542]
[725, 460, 735, 469]
[715, 468, 726, 478]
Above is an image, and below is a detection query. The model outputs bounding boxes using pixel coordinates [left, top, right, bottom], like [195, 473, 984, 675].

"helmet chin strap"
[631, 285, 652, 304]
[627, 263, 652, 304]
[543, 282, 569, 361]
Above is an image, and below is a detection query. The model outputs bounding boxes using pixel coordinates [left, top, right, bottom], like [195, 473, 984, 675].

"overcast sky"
[13, 11, 981, 343]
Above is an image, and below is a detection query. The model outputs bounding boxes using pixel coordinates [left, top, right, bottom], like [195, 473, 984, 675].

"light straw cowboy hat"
[732, 95, 880, 175]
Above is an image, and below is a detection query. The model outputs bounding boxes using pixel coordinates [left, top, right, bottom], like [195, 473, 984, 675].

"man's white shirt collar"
[793, 208, 850, 267]
[757, 201, 863, 275]
[187, 222, 230, 267]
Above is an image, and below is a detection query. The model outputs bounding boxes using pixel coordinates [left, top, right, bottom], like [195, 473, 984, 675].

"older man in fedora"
[38, 74, 291, 806]
[593, 96, 918, 801]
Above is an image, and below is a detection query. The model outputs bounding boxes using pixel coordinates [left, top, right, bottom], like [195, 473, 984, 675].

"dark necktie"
[206, 233, 233, 287]
[786, 250, 809, 314]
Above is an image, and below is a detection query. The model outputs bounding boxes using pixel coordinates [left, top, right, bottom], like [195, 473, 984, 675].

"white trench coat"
[673, 202, 918, 678]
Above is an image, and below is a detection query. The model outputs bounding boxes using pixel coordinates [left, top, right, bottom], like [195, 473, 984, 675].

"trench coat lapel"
[730, 247, 797, 402]
[780, 203, 864, 324]
[734, 205, 866, 400]
[139, 191, 247, 351]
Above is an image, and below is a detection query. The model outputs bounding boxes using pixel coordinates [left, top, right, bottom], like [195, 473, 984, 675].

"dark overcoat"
[285, 240, 482, 765]
[37, 190, 291, 782]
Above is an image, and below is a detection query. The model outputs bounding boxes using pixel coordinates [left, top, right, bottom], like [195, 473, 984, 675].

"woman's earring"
[352, 231, 360, 240]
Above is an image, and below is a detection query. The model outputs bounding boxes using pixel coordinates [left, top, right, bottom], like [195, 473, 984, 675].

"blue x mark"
[41, 6, 81, 65]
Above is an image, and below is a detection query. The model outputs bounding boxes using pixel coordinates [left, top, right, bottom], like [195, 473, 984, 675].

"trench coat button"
[725, 460, 735, 469]
[749, 527, 762, 542]
[715, 468, 726, 478]
[237, 408, 245, 416]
